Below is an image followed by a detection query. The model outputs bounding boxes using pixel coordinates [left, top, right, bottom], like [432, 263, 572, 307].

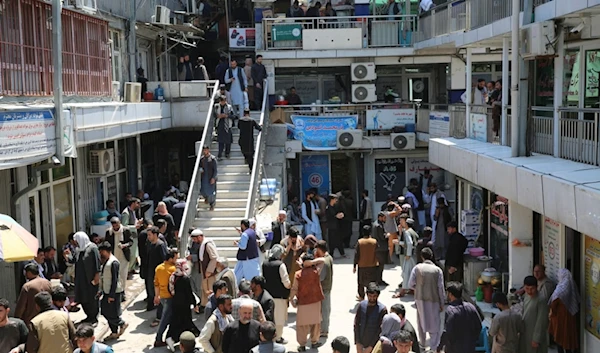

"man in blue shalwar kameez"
[233, 219, 261, 284]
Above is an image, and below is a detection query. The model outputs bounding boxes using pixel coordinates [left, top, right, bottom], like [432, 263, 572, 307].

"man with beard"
[326, 194, 345, 258]
[214, 96, 234, 161]
[97, 242, 128, 341]
[199, 146, 218, 211]
[271, 210, 289, 247]
[354, 226, 379, 301]
[199, 294, 235, 353]
[222, 302, 260, 353]
[372, 212, 389, 286]
[105, 217, 133, 300]
[354, 283, 387, 353]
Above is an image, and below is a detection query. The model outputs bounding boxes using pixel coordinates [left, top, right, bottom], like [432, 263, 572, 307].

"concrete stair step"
[214, 246, 239, 258]
[200, 227, 245, 237]
[208, 189, 249, 199]
[210, 236, 242, 247]
[197, 207, 246, 218]
[197, 198, 248, 208]
[214, 172, 251, 182]
[218, 157, 249, 166]
[193, 217, 245, 228]
[215, 180, 250, 191]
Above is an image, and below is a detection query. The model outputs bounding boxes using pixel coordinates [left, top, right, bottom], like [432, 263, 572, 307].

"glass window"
[52, 159, 72, 180]
[293, 78, 320, 104]
[489, 193, 509, 274]
[534, 58, 554, 107]
[585, 50, 600, 108]
[53, 182, 74, 248]
[563, 49, 581, 106]
[107, 175, 118, 207]
[117, 139, 126, 170]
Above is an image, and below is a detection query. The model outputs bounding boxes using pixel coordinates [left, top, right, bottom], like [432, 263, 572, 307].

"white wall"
[508, 200, 534, 289]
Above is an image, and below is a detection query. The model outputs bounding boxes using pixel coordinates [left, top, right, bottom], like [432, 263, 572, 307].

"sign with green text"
[272, 24, 302, 41]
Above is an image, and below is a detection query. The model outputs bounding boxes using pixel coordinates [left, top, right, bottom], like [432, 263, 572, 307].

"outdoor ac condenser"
[351, 62, 376, 81]
[89, 149, 115, 175]
[390, 133, 416, 150]
[352, 84, 376, 103]
[153, 5, 171, 25]
[336, 129, 363, 149]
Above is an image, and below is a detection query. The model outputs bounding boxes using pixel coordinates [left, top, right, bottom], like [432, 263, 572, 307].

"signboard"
[289, 115, 358, 151]
[585, 235, 600, 339]
[469, 113, 487, 142]
[300, 154, 330, 197]
[0, 110, 76, 168]
[406, 157, 444, 186]
[273, 24, 302, 42]
[366, 109, 415, 130]
[542, 217, 562, 283]
[374, 158, 406, 202]
[429, 111, 450, 138]
[229, 28, 256, 48]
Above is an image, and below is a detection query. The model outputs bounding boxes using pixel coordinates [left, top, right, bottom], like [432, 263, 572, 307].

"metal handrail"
[177, 81, 221, 252]
[245, 79, 270, 219]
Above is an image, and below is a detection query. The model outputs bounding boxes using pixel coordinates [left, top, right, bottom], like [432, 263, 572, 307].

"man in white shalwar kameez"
[301, 190, 322, 240]
[408, 247, 444, 351]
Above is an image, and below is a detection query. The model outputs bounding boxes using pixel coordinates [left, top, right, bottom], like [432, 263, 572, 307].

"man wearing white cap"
[250, 218, 267, 266]
[271, 211, 289, 248]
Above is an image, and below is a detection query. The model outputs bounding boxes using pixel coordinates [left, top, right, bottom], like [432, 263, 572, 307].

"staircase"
[191, 117, 261, 268]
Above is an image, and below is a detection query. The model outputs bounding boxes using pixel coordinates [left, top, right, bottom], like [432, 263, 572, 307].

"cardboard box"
[460, 224, 480, 236]
[270, 107, 286, 124]
[461, 210, 480, 225]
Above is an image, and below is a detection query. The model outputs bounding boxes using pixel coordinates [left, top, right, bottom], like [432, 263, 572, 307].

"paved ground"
[102, 250, 422, 353]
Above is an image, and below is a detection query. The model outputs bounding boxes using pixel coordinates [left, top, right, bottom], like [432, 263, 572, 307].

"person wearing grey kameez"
[490, 292, 523, 353]
[224, 59, 248, 118]
[520, 276, 549, 353]
[199, 146, 218, 211]
[214, 96, 234, 160]
[187, 229, 204, 306]
[397, 218, 418, 296]
[73, 232, 101, 324]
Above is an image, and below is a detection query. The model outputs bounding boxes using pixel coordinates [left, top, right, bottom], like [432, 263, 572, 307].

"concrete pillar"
[466, 48, 473, 138]
[501, 37, 509, 146]
[553, 27, 565, 158]
[508, 200, 533, 290]
[450, 57, 466, 90]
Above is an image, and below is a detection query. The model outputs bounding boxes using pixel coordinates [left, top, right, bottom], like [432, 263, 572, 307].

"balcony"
[258, 15, 416, 59]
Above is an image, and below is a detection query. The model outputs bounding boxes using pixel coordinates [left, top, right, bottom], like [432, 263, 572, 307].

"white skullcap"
[279, 210, 287, 215]
[191, 229, 204, 236]
[402, 203, 412, 209]
[249, 218, 257, 226]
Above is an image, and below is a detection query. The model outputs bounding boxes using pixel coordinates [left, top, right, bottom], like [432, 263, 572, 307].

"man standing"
[187, 229, 204, 311]
[199, 294, 234, 353]
[383, 202, 402, 261]
[105, 217, 133, 299]
[234, 219, 261, 284]
[214, 96, 234, 161]
[26, 292, 76, 353]
[194, 57, 209, 80]
[251, 276, 275, 322]
[251, 55, 267, 110]
[200, 146, 218, 211]
[178, 54, 194, 81]
[397, 218, 418, 297]
[153, 249, 178, 348]
[373, 212, 389, 286]
[15, 264, 52, 326]
[445, 221, 468, 283]
[0, 297, 28, 353]
[391, 331, 416, 353]
[519, 276, 549, 353]
[216, 257, 238, 299]
[428, 182, 447, 232]
[73, 232, 101, 325]
[438, 282, 482, 353]
[314, 240, 334, 338]
[533, 264, 557, 301]
[204, 280, 230, 321]
[222, 302, 261, 353]
[224, 58, 248, 117]
[354, 226, 379, 301]
[281, 228, 304, 289]
[98, 242, 128, 341]
[271, 211, 289, 247]
[196, 229, 220, 309]
[232, 281, 266, 322]
[408, 248, 444, 351]
[252, 321, 286, 353]
[121, 198, 142, 273]
[261, 245, 291, 343]
[238, 109, 262, 172]
[354, 283, 387, 353]
[372, 304, 419, 353]
[145, 226, 167, 313]
[290, 253, 325, 351]
[326, 194, 345, 257]
[490, 292, 523, 353]
[359, 190, 373, 228]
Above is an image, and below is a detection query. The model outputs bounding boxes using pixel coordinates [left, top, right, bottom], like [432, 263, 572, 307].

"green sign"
[272, 24, 302, 41]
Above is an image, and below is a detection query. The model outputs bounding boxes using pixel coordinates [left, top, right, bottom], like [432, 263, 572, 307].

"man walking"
[222, 302, 261, 353]
[519, 276, 549, 353]
[238, 109, 262, 172]
[215, 257, 238, 299]
[26, 292, 76, 353]
[262, 244, 291, 343]
[290, 253, 325, 351]
[354, 225, 379, 301]
[438, 282, 482, 353]
[359, 190, 373, 228]
[313, 191, 328, 243]
[200, 146, 218, 211]
[121, 198, 142, 273]
[234, 219, 261, 284]
[98, 242, 128, 341]
[271, 211, 289, 247]
[373, 212, 389, 286]
[232, 281, 266, 322]
[252, 321, 286, 353]
[153, 249, 178, 348]
[15, 263, 52, 326]
[408, 248, 444, 351]
[224, 58, 248, 117]
[445, 221, 468, 283]
[214, 96, 234, 161]
[490, 292, 523, 353]
[105, 217, 133, 299]
[73, 232, 101, 325]
[145, 226, 167, 314]
[187, 229, 204, 311]
[250, 55, 267, 110]
[354, 283, 387, 353]
[372, 304, 419, 353]
[314, 240, 333, 338]
[196, 229, 220, 309]
[199, 294, 234, 353]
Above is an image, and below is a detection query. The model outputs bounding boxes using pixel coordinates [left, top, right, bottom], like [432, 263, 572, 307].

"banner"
[229, 28, 256, 48]
[469, 113, 487, 142]
[374, 158, 406, 202]
[585, 235, 600, 339]
[289, 115, 358, 151]
[429, 111, 450, 138]
[272, 24, 302, 41]
[543, 217, 562, 283]
[300, 154, 330, 197]
[366, 109, 415, 130]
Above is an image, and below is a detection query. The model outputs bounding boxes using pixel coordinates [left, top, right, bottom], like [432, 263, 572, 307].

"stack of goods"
[460, 209, 480, 248]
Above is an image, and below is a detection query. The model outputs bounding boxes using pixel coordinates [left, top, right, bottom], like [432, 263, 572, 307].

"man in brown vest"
[354, 225, 379, 301]
[196, 230, 220, 307]
[15, 263, 52, 326]
[199, 294, 234, 353]
[290, 253, 325, 352]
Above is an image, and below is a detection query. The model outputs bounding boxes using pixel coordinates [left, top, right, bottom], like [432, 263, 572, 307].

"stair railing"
[178, 80, 221, 252]
[245, 79, 270, 219]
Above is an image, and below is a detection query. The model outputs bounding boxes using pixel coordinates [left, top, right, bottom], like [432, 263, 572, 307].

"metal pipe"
[553, 26, 564, 158]
[129, 0, 137, 82]
[52, 0, 64, 165]
[466, 47, 473, 138]
[502, 36, 509, 146]
[518, 0, 534, 156]
[136, 135, 143, 190]
[510, 0, 519, 156]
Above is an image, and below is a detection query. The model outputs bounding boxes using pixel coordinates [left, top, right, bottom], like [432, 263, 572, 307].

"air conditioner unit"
[111, 81, 120, 101]
[390, 133, 416, 150]
[351, 62, 377, 81]
[123, 82, 141, 103]
[89, 149, 115, 175]
[153, 5, 171, 25]
[352, 84, 376, 103]
[523, 21, 555, 59]
[75, 0, 97, 11]
[187, 0, 198, 14]
[336, 129, 363, 149]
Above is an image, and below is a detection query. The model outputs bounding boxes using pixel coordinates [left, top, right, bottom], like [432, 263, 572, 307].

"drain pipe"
[52, 0, 64, 165]
[10, 163, 57, 222]
[510, 0, 519, 156]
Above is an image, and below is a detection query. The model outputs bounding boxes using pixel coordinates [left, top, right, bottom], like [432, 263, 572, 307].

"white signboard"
[469, 113, 487, 142]
[543, 216, 562, 283]
[406, 157, 445, 186]
[429, 111, 450, 138]
[366, 109, 415, 130]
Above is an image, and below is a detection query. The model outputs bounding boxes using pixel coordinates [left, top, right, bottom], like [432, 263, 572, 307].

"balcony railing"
[262, 15, 417, 50]
[531, 106, 554, 156]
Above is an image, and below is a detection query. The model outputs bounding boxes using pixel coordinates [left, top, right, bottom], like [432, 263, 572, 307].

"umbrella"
[0, 214, 39, 262]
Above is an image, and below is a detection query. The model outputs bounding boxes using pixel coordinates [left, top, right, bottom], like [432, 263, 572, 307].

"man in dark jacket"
[215, 57, 229, 85]
[372, 212, 388, 286]
[238, 110, 262, 172]
[214, 96, 234, 160]
[250, 55, 268, 110]
[326, 194, 345, 257]
[339, 190, 354, 248]
[199, 146, 218, 211]
[354, 283, 387, 353]
[438, 282, 482, 353]
[145, 226, 167, 313]
[222, 302, 260, 353]
[178, 55, 194, 81]
[444, 222, 468, 283]
[305, 1, 321, 17]
[250, 276, 275, 322]
[271, 211, 289, 247]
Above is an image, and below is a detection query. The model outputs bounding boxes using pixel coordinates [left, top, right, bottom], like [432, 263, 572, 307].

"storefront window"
[118, 172, 128, 209]
[584, 235, 600, 340]
[585, 50, 600, 108]
[534, 58, 554, 107]
[52, 159, 71, 180]
[489, 193, 509, 273]
[53, 182, 74, 248]
[563, 49, 581, 106]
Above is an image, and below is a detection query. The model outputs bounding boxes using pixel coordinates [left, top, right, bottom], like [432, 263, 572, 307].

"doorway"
[28, 188, 53, 248]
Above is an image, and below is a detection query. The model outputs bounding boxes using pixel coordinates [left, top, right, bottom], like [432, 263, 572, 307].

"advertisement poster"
[584, 235, 600, 339]
[374, 158, 406, 202]
[469, 113, 487, 142]
[543, 217, 562, 282]
[366, 109, 415, 130]
[429, 111, 450, 138]
[289, 115, 358, 151]
[272, 24, 302, 42]
[229, 28, 256, 48]
[406, 157, 444, 187]
[300, 154, 330, 197]
[489, 193, 509, 273]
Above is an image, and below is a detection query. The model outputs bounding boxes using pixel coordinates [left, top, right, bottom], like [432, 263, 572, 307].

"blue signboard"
[300, 154, 330, 198]
[289, 115, 358, 151]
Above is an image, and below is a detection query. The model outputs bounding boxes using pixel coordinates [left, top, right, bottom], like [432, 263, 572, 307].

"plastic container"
[93, 210, 109, 225]
[405, 123, 416, 132]
[468, 247, 485, 257]
[262, 178, 277, 188]
[475, 286, 484, 302]
[154, 84, 164, 101]
[143, 91, 154, 102]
